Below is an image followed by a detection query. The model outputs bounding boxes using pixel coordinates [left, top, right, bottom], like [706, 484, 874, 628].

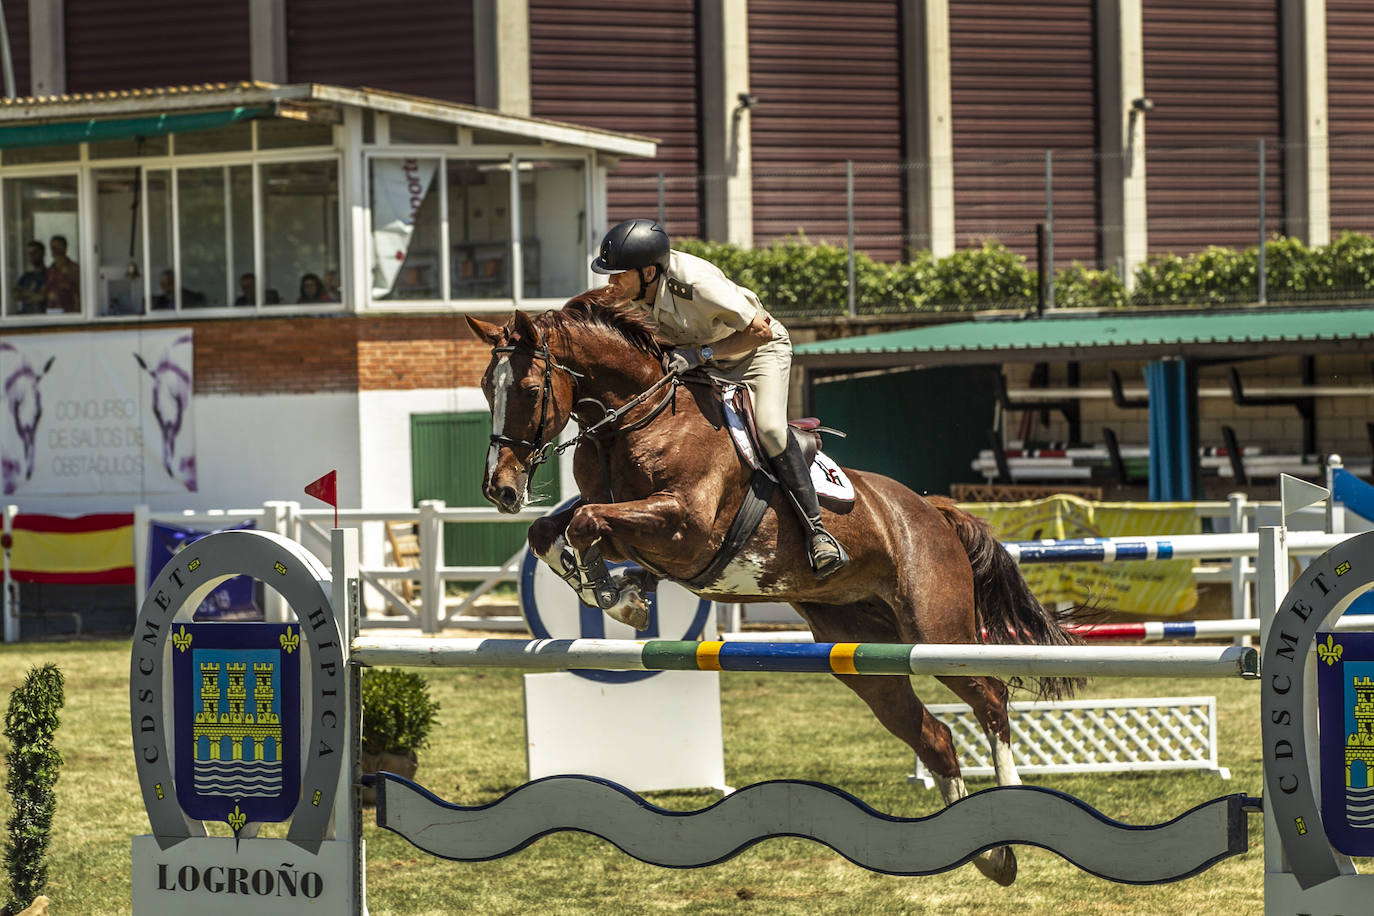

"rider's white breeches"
[715, 319, 792, 459]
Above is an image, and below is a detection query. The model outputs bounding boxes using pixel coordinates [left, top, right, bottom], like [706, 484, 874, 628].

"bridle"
[487, 325, 684, 480]
[489, 328, 584, 472]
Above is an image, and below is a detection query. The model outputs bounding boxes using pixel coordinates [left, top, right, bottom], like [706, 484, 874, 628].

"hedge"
[674, 231, 1374, 317]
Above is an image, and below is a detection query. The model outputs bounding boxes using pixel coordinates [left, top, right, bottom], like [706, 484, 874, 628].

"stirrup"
[807, 529, 849, 579]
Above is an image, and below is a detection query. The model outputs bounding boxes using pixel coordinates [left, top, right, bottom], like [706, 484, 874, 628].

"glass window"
[370, 157, 441, 300]
[448, 161, 511, 299]
[257, 118, 334, 150]
[146, 170, 173, 314]
[262, 160, 340, 305]
[174, 121, 251, 155]
[228, 167, 259, 305]
[390, 115, 455, 145]
[95, 168, 146, 316]
[4, 175, 80, 316]
[518, 160, 586, 299]
[90, 135, 169, 159]
[173, 168, 222, 308]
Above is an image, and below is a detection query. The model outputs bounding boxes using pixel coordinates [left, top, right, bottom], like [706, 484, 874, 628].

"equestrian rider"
[591, 218, 848, 578]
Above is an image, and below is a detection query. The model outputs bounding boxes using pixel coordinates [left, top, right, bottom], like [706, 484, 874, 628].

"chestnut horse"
[466, 288, 1081, 886]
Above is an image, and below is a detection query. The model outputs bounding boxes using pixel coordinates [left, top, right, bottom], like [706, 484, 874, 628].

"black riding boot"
[770, 437, 849, 579]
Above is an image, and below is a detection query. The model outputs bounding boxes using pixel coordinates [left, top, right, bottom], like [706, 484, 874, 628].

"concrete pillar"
[27, 0, 63, 97]
[1282, 0, 1330, 246]
[901, 0, 954, 257]
[699, 0, 753, 246]
[1096, 0, 1148, 284]
[250, 0, 288, 84]
[474, 0, 531, 117]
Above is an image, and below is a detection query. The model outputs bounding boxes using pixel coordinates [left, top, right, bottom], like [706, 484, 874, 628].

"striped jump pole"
[1002, 530, 1352, 564]
[349, 636, 1259, 680]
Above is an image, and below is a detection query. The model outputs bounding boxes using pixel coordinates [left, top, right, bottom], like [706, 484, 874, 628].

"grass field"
[0, 636, 1281, 915]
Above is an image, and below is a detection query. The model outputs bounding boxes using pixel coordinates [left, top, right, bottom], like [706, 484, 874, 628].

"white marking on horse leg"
[932, 773, 968, 808]
[990, 731, 1022, 787]
[487, 355, 512, 480]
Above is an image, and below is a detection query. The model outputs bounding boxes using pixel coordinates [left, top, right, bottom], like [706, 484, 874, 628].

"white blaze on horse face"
[487, 354, 513, 482]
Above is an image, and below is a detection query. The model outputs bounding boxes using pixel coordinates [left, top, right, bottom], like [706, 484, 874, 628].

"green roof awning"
[794, 306, 1374, 369]
[0, 106, 272, 149]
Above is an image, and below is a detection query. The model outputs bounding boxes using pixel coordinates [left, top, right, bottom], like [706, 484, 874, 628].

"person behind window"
[234, 272, 280, 306]
[322, 268, 342, 302]
[45, 234, 80, 312]
[298, 272, 329, 303]
[152, 269, 206, 309]
[13, 240, 46, 314]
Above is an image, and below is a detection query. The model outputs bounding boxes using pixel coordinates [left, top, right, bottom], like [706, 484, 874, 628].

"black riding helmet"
[591, 218, 670, 275]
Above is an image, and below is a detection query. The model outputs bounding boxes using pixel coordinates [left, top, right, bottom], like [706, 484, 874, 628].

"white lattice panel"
[910, 696, 1228, 788]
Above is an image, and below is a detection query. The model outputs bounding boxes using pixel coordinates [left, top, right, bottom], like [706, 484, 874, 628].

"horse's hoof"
[972, 846, 1017, 886]
[605, 588, 650, 631]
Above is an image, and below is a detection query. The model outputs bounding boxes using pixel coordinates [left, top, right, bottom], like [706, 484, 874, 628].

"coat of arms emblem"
[170, 622, 302, 834]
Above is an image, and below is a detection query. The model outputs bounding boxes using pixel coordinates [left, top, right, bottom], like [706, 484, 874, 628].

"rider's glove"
[665, 345, 712, 375]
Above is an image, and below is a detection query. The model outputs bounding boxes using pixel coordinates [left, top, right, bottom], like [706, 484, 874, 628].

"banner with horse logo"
[170, 622, 302, 834]
[0, 327, 195, 495]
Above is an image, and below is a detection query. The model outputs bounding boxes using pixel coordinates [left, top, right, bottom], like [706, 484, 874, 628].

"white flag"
[372, 158, 437, 297]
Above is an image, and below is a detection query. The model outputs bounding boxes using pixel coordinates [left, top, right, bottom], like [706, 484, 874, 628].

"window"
[518, 160, 587, 299]
[262, 160, 340, 305]
[448, 161, 511, 299]
[95, 168, 146, 316]
[371, 158, 441, 300]
[4, 175, 80, 316]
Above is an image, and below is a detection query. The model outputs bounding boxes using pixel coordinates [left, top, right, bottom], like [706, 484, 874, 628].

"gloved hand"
[664, 346, 708, 375]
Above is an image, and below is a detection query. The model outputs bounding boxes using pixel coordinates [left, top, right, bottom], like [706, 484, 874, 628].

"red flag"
[305, 470, 339, 527]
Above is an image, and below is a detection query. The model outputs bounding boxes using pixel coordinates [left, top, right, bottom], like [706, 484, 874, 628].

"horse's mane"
[540, 287, 669, 359]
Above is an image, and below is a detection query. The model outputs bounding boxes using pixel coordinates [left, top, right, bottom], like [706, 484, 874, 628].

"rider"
[590, 218, 848, 578]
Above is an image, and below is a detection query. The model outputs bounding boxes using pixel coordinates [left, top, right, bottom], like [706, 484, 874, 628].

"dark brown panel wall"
[1327, 0, 1374, 236]
[949, 0, 1099, 269]
[65, 0, 250, 92]
[747, 0, 904, 262]
[3, 1, 29, 98]
[286, 0, 474, 103]
[529, 0, 700, 241]
[1142, 0, 1283, 256]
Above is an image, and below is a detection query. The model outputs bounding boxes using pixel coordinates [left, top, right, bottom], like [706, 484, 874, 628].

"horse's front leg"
[555, 493, 688, 630]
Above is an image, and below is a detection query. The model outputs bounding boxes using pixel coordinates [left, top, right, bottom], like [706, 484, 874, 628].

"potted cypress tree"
[360, 668, 440, 805]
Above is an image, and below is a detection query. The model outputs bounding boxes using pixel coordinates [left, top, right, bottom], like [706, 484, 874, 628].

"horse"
[465, 287, 1082, 886]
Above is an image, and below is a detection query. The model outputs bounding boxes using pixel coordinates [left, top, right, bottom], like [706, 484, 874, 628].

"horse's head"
[466, 309, 580, 513]
[0, 345, 54, 493]
[135, 333, 196, 492]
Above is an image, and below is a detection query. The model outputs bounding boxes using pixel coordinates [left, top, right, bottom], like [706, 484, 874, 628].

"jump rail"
[348, 636, 1260, 680]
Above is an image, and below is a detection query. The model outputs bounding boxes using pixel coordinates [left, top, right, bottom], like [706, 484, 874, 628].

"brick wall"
[2, 313, 504, 395]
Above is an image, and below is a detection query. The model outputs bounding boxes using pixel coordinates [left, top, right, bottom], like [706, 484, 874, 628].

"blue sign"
[171, 623, 302, 835]
[148, 521, 260, 620]
[1317, 630, 1374, 855]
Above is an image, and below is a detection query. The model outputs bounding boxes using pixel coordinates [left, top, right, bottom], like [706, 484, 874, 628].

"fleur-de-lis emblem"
[171, 625, 193, 653]
[1317, 634, 1343, 666]
[227, 804, 247, 832]
[279, 627, 300, 654]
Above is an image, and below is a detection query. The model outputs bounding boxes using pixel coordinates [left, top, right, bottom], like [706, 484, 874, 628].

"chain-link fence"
[610, 138, 1374, 318]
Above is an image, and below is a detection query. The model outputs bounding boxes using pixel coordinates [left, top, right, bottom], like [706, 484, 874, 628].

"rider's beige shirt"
[646, 249, 762, 347]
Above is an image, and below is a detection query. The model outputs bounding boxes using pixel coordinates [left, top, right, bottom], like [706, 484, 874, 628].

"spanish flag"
[8, 513, 135, 585]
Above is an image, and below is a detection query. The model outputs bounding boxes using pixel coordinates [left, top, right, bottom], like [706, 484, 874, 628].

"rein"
[489, 328, 681, 479]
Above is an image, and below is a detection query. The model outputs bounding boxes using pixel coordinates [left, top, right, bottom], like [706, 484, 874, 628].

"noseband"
[490, 329, 583, 471]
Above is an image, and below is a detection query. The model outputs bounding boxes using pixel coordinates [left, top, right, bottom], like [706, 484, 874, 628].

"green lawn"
[0, 638, 1279, 914]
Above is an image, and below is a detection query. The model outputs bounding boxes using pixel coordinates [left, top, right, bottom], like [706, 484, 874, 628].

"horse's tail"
[929, 497, 1084, 701]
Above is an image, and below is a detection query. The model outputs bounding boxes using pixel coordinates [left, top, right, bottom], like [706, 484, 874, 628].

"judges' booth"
[0, 82, 656, 320]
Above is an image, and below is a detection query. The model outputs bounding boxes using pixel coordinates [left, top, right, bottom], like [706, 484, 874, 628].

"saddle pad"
[722, 385, 855, 505]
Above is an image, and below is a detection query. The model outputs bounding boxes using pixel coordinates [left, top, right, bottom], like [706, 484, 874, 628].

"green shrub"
[360, 668, 440, 756]
[682, 230, 1374, 314]
[4, 663, 64, 915]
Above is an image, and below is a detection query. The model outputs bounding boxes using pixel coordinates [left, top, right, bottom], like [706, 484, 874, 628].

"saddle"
[719, 384, 855, 511]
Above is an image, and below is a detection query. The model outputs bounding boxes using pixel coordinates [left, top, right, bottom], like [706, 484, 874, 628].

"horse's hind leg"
[937, 675, 1022, 788]
[801, 605, 1017, 886]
